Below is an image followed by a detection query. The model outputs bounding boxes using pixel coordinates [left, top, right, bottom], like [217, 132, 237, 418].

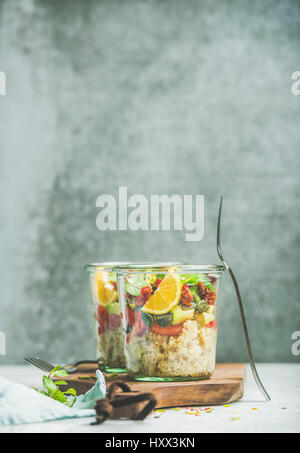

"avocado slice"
[106, 302, 120, 316]
[195, 312, 214, 328]
[171, 305, 194, 325]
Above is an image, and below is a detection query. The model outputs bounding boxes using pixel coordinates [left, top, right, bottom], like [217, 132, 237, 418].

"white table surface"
[0, 363, 299, 433]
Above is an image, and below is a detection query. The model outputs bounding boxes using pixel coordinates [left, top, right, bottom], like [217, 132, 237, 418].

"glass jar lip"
[85, 261, 183, 272]
[114, 263, 225, 274]
[85, 262, 132, 272]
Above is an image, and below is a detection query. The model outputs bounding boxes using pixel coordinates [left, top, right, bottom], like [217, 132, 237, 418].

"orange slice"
[141, 272, 181, 315]
[94, 271, 118, 306]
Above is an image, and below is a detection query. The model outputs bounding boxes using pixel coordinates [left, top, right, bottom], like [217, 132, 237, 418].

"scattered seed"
[224, 404, 231, 407]
[231, 416, 240, 421]
[252, 408, 258, 411]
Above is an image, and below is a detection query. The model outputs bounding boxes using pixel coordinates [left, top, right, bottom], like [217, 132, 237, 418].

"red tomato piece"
[206, 320, 217, 328]
[126, 306, 135, 326]
[131, 311, 148, 338]
[151, 323, 184, 336]
[107, 314, 121, 329]
[135, 285, 151, 305]
[97, 305, 108, 326]
[154, 278, 163, 288]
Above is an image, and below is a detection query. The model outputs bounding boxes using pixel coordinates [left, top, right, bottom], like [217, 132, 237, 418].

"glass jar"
[85, 262, 127, 372]
[85, 262, 183, 373]
[115, 264, 225, 381]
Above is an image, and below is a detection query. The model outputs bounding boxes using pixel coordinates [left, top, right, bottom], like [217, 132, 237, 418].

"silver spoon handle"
[217, 196, 271, 402]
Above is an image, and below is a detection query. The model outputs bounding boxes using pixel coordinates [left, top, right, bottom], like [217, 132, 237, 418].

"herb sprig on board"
[33, 365, 77, 407]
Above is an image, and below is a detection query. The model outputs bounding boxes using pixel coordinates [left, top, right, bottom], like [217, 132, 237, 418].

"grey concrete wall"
[0, 0, 299, 364]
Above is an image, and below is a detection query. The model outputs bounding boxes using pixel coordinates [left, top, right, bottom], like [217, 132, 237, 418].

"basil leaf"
[54, 380, 68, 386]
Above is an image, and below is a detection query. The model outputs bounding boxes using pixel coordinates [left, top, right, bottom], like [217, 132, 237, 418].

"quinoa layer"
[126, 319, 217, 378]
[97, 326, 126, 369]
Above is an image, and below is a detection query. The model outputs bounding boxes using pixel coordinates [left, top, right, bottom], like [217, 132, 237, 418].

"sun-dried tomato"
[135, 286, 151, 305]
[197, 281, 216, 305]
[180, 284, 194, 306]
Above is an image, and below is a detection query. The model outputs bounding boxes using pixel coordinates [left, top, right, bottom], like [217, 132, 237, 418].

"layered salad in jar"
[117, 265, 224, 380]
[86, 264, 126, 372]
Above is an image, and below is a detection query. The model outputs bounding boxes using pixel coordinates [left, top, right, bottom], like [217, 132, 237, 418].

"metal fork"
[217, 196, 270, 401]
[25, 357, 97, 374]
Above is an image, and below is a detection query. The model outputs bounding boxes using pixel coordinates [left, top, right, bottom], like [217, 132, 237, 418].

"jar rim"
[114, 264, 225, 274]
[85, 262, 183, 272]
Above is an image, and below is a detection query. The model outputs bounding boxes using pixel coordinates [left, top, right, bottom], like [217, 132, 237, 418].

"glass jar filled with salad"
[85, 262, 183, 373]
[115, 264, 225, 381]
[85, 262, 127, 372]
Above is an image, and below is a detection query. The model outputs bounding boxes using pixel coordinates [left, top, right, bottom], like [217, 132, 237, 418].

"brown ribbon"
[92, 381, 157, 424]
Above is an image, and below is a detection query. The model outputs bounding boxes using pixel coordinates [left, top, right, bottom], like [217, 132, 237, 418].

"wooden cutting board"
[55, 363, 245, 408]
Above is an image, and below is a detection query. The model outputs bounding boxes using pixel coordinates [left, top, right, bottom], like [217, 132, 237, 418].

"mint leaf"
[64, 388, 77, 397]
[39, 390, 49, 396]
[55, 380, 68, 386]
[52, 389, 67, 403]
[43, 375, 58, 396]
[53, 369, 69, 377]
[65, 397, 77, 407]
[49, 365, 62, 374]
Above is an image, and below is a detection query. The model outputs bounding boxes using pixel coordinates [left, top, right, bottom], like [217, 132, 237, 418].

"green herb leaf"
[43, 375, 58, 396]
[64, 388, 77, 397]
[49, 365, 62, 374]
[125, 275, 150, 296]
[55, 380, 68, 386]
[52, 388, 67, 403]
[180, 274, 200, 285]
[154, 313, 173, 327]
[142, 311, 154, 327]
[181, 274, 214, 291]
[53, 369, 69, 377]
[39, 390, 49, 396]
[65, 397, 77, 407]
